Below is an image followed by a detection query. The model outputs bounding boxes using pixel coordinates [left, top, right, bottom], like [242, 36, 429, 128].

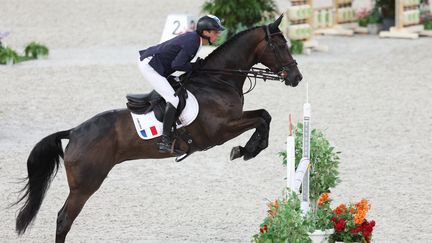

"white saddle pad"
[130, 90, 199, 140]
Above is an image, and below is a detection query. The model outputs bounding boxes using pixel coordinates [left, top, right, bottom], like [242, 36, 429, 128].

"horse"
[13, 15, 302, 242]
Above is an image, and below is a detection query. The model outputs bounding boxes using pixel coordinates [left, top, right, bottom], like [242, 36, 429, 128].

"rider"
[138, 15, 225, 153]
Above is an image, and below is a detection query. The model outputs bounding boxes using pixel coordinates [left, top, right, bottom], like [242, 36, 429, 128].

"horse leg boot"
[159, 102, 177, 153]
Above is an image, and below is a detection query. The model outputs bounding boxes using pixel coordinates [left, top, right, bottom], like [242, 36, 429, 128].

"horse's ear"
[274, 14, 283, 27]
[269, 14, 283, 32]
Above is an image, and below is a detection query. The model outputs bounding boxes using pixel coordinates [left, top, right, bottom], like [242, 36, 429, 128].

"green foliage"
[214, 28, 228, 46]
[24, 42, 49, 58]
[358, 8, 382, 27]
[0, 41, 49, 65]
[304, 197, 334, 232]
[202, 0, 277, 39]
[358, 18, 369, 27]
[424, 19, 432, 30]
[367, 7, 382, 24]
[290, 40, 303, 55]
[279, 123, 340, 204]
[253, 192, 311, 243]
[0, 47, 19, 64]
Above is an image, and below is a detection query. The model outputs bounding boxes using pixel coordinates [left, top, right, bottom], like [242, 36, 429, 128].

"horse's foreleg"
[225, 109, 271, 160]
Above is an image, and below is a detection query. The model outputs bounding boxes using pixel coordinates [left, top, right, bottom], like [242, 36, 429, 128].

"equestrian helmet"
[196, 15, 225, 35]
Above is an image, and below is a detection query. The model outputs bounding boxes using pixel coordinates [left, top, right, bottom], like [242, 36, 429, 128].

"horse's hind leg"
[55, 191, 91, 243]
[55, 158, 113, 243]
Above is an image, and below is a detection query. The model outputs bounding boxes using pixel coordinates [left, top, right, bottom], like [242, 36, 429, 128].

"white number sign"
[160, 14, 197, 43]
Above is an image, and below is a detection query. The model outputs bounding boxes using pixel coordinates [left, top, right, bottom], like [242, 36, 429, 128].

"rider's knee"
[166, 96, 179, 108]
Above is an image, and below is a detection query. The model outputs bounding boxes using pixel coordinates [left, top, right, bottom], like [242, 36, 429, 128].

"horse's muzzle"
[284, 72, 302, 87]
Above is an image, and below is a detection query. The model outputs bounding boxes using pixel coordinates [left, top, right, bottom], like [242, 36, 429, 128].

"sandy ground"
[1, 0, 432, 242]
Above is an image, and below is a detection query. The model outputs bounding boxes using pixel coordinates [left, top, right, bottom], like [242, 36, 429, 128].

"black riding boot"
[159, 102, 177, 153]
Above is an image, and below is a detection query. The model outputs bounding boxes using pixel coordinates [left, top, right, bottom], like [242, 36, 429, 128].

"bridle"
[195, 25, 298, 94]
[260, 24, 298, 79]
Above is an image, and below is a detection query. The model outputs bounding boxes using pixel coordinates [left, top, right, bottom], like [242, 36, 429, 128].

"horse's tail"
[14, 129, 71, 235]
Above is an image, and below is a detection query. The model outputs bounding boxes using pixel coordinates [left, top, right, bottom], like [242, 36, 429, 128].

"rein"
[195, 67, 283, 94]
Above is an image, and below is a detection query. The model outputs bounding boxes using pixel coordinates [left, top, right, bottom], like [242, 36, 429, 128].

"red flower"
[335, 218, 346, 232]
[351, 225, 363, 234]
[260, 224, 268, 234]
[363, 231, 371, 243]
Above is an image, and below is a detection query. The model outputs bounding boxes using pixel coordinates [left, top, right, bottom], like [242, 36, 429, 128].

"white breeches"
[137, 57, 179, 108]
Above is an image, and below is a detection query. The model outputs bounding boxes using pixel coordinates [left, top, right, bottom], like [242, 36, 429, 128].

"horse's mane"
[204, 26, 262, 63]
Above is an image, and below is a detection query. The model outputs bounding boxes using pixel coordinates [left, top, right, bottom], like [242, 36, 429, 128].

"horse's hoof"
[230, 146, 243, 160]
[243, 153, 254, 161]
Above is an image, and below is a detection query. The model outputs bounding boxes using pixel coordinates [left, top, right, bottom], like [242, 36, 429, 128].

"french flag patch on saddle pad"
[130, 90, 199, 140]
[130, 111, 163, 139]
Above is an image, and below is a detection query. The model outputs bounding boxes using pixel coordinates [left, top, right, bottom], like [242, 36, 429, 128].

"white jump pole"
[300, 102, 311, 213]
[287, 81, 312, 215]
[286, 114, 295, 191]
[299, 80, 312, 213]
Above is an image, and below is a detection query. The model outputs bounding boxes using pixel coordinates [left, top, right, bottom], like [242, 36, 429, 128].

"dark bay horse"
[14, 15, 302, 242]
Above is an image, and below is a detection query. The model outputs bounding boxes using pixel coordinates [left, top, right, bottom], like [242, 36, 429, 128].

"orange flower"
[353, 199, 370, 224]
[356, 199, 369, 211]
[334, 203, 347, 215]
[318, 193, 330, 206]
[354, 210, 366, 224]
[267, 199, 280, 218]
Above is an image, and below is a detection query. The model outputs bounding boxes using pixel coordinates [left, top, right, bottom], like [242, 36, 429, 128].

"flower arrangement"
[356, 8, 371, 27]
[253, 123, 376, 242]
[329, 198, 376, 243]
[356, 7, 382, 27]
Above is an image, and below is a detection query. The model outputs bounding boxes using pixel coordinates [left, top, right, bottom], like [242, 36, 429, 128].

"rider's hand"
[191, 57, 205, 71]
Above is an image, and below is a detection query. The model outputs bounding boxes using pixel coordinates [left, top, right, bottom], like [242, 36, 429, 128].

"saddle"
[126, 75, 196, 162]
[126, 75, 188, 122]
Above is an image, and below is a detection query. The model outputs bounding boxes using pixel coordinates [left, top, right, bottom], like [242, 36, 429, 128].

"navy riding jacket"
[139, 31, 201, 77]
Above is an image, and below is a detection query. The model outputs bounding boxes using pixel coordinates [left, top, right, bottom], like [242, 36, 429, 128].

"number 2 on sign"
[172, 20, 180, 35]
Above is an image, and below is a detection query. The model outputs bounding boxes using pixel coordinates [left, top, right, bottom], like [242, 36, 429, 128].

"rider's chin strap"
[204, 36, 212, 45]
[198, 31, 213, 45]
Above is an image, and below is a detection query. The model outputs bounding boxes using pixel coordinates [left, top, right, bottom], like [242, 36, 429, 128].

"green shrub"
[424, 19, 432, 30]
[253, 192, 311, 243]
[290, 40, 304, 55]
[279, 123, 340, 206]
[358, 18, 369, 27]
[0, 47, 19, 64]
[24, 42, 49, 58]
[367, 7, 382, 24]
[202, 0, 277, 40]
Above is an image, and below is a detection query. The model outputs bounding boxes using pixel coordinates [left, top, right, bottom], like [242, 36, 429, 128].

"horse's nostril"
[296, 74, 303, 82]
